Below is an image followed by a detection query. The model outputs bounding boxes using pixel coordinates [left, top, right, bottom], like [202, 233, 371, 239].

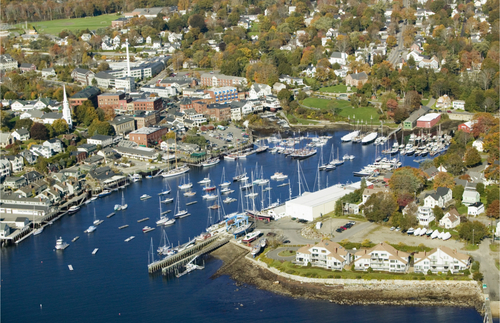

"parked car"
[336, 228, 344, 233]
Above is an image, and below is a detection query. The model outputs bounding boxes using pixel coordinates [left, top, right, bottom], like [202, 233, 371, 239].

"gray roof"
[113, 146, 157, 157]
[436, 187, 451, 197]
[73, 68, 92, 75]
[14, 128, 29, 135]
[110, 116, 134, 126]
[330, 52, 345, 58]
[71, 87, 100, 99]
[424, 166, 438, 176]
[405, 106, 431, 123]
[95, 71, 115, 79]
[90, 134, 112, 141]
[41, 112, 62, 120]
[349, 71, 368, 80]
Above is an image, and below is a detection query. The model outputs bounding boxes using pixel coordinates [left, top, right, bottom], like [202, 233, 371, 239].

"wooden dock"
[118, 225, 129, 229]
[137, 218, 149, 223]
[147, 235, 230, 274]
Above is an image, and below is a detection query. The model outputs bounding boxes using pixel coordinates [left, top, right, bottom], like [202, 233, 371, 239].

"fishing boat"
[242, 230, 261, 243]
[142, 226, 155, 233]
[140, 194, 152, 200]
[270, 172, 288, 180]
[174, 191, 190, 219]
[55, 237, 69, 250]
[68, 205, 80, 214]
[201, 158, 220, 167]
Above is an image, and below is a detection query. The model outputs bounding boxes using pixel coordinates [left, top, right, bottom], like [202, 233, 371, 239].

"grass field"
[302, 97, 379, 122]
[319, 85, 348, 93]
[30, 14, 122, 35]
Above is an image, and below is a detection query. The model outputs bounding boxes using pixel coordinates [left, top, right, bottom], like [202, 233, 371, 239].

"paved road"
[330, 221, 374, 242]
[267, 247, 300, 261]
[470, 239, 499, 302]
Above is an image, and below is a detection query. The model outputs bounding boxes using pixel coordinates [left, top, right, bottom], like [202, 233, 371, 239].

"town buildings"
[295, 240, 351, 270]
[353, 243, 410, 273]
[414, 247, 470, 274]
[128, 126, 168, 147]
[200, 73, 247, 87]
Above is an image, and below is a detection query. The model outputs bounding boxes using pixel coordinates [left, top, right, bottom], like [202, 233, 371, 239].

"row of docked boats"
[406, 227, 451, 240]
[353, 157, 402, 177]
[341, 130, 379, 144]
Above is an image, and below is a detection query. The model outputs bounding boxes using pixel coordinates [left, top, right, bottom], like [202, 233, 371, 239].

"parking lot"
[198, 124, 250, 150]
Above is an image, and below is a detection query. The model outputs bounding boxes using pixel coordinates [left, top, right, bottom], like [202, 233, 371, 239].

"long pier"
[147, 235, 229, 274]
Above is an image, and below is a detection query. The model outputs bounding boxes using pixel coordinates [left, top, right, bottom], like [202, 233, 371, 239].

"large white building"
[353, 243, 410, 273]
[295, 240, 351, 270]
[285, 182, 368, 221]
[413, 246, 471, 274]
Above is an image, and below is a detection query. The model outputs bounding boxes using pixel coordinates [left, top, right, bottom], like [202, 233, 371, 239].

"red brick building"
[128, 126, 169, 147]
[206, 104, 231, 121]
[132, 97, 162, 111]
[69, 86, 101, 109]
[200, 73, 247, 87]
[98, 92, 129, 113]
[204, 87, 238, 104]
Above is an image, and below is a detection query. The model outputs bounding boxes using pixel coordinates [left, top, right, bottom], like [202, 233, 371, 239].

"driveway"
[470, 239, 499, 302]
[267, 247, 300, 261]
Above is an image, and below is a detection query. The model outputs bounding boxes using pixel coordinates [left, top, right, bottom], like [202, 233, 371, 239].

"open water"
[1, 131, 484, 322]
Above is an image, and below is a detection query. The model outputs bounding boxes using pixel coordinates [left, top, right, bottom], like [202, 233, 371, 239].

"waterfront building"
[128, 126, 168, 147]
[353, 243, 410, 273]
[416, 113, 441, 128]
[413, 247, 470, 274]
[113, 146, 159, 161]
[295, 240, 351, 270]
[285, 182, 369, 222]
[403, 106, 430, 130]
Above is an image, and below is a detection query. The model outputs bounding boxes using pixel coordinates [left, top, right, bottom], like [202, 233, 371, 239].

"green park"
[29, 14, 122, 35]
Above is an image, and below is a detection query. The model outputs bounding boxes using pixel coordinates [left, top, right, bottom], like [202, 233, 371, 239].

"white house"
[467, 202, 484, 216]
[11, 128, 30, 141]
[414, 246, 471, 274]
[248, 83, 272, 100]
[423, 187, 452, 208]
[452, 100, 465, 110]
[353, 243, 410, 273]
[30, 145, 53, 158]
[295, 240, 350, 270]
[0, 159, 11, 177]
[328, 52, 348, 66]
[406, 50, 424, 62]
[43, 139, 63, 154]
[418, 56, 439, 70]
[417, 206, 435, 226]
[2, 155, 24, 173]
[462, 187, 480, 206]
[303, 64, 316, 77]
[273, 82, 286, 93]
[279, 75, 304, 86]
[472, 139, 483, 152]
[439, 208, 461, 229]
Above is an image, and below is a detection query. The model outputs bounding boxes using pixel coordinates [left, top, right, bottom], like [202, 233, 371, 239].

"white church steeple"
[62, 85, 72, 129]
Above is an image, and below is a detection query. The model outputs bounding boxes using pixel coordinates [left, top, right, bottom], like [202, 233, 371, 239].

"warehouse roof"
[286, 183, 362, 208]
[417, 113, 441, 122]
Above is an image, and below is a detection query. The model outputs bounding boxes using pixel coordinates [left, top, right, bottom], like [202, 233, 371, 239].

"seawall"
[210, 242, 485, 312]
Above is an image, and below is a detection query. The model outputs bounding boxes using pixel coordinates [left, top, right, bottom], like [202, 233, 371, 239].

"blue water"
[1, 131, 483, 322]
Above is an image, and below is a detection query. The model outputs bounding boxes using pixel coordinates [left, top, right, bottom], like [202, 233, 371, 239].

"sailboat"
[219, 167, 231, 187]
[93, 208, 100, 225]
[174, 191, 190, 219]
[158, 182, 171, 195]
[178, 174, 193, 190]
[115, 192, 128, 211]
[156, 197, 175, 226]
[233, 162, 248, 182]
[162, 134, 190, 178]
[318, 145, 327, 170]
[157, 228, 175, 256]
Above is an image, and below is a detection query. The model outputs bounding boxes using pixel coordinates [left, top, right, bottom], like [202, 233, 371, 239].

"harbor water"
[1, 131, 484, 322]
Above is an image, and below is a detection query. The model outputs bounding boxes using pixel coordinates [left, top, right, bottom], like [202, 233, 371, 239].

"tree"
[30, 122, 49, 140]
[486, 200, 499, 219]
[452, 185, 464, 201]
[458, 221, 488, 243]
[52, 119, 69, 135]
[476, 183, 485, 196]
[487, 187, 499, 206]
[277, 89, 293, 105]
[14, 118, 33, 130]
[433, 172, 455, 190]
[35, 157, 48, 174]
[188, 14, 207, 32]
[419, 159, 435, 170]
[393, 107, 409, 123]
[433, 206, 444, 222]
[464, 147, 482, 167]
[87, 119, 114, 136]
[444, 153, 466, 175]
[364, 192, 398, 222]
[389, 167, 427, 195]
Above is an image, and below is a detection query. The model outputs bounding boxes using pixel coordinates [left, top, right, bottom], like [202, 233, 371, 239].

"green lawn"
[249, 22, 260, 32]
[319, 85, 348, 93]
[31, 14, 122, 35]
[286, 113, 319, 125]
[302, 97, 379, 122]
[421, 99, 430, 106]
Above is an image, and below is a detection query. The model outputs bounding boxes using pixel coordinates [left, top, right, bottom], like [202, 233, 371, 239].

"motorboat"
[198, 177, 211, 185]
[98, 190, 111, 198]
[156, 216, 170, 226]
[202, 185, 216, 191]
[431, 230, 440, 239]
[142, 226, 155, 233]
[220, 188, 234, 195]
[419, 228, 427, 236]
[140, 194, 152, 200]
[55, 237, 69, 250]
[325, 164, 336, 171]
[407, 228, 415, 235]
[223, 197, 237, 204]
[161, 197, 174, 203]
[270, 172, 288, 180]
[124, 236, 135, 242]
[255, 146, 268, 153]
[414, 228, 421, 236]
[245, 192, 258, 199]
[224, 153, 238, 160]
[33, 227, 44, 235]
[68, 206, 80, 214]
[242, 231, 261, 243]
[202, 193, 218, 201]
[184, 191, 196, 197]
[201, 158, 220, 167]
[179, 183, 193, 190]
[85, 225, 96, 233]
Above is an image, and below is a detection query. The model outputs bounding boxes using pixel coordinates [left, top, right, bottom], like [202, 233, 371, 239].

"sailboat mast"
[174, 132, 178, 169]
[297, 160, 301, 196]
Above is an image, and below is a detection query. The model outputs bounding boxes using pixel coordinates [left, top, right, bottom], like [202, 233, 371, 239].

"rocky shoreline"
[210, 243, 484, 312]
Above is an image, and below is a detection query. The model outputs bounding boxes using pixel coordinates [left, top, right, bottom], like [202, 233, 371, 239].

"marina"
[1, 129, 484, 323]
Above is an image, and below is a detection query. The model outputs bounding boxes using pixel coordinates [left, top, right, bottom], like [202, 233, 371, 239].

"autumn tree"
[459, 221, 488, 243]
[486, 200, 499, 219]
[452, 185, 465, 201]
[433, 172, 455, 190]
[389, 167, 427, 195]
[30, 122, 49, 140]
[433, 206, 444, 222]
[52, 119, 69, 135]
[464, 147, 482, 167]
[364, 192, 399, 222]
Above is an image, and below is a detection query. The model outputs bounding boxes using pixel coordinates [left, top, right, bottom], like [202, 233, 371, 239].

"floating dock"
[106, 212, 115, 218]
[125, 236, 135, 242]
[94, 220, 104, 226]
[118, 225, 129, 229]
[186, 201, 197, 206]
[72, 236, 79, 242]
[137, 218, 149, 223]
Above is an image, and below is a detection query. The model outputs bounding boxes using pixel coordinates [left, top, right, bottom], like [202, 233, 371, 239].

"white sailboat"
[219, 167, 231, 187]
[158, 182, 171, 195]
[93, 208, 100, 225]
[115, 192, 128, 210]
[178, 175, 193, 190]
[174, 191, 189, 219]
